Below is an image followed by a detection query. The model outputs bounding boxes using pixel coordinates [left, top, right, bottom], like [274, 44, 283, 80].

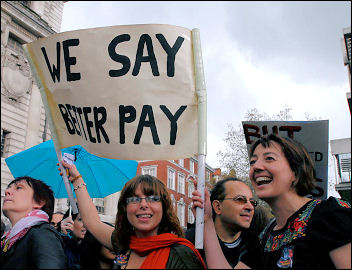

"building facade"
[0, 1, 118, 226]
[137, 157, 215, 228]
[331, 138, 351, 201]
[331, 26, 351, 202]
[1, 0, 64, 226]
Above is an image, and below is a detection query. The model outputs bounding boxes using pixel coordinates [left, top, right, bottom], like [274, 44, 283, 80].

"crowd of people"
[57, 209, 115, 269]
[192, 134, 351, 269]
[1, 134, 351, 269]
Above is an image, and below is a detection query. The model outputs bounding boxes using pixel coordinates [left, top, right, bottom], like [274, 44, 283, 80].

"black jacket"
[1, 221, 67, 269]
[166, 243, 206, 269]
[185, 225, 248, 268]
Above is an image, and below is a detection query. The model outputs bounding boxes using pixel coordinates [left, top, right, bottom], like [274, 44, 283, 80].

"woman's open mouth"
[255, 176, 273, 186]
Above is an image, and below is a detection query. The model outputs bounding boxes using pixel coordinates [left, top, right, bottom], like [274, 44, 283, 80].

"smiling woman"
[194, 134, 351, 270]
[59, 161, 207, 269]
[112, 174, 207, 269]
[241, 134, 352, 269]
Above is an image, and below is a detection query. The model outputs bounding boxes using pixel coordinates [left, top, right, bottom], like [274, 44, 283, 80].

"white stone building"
[330, 27, 351, 202]
[1, 1, 117, 228]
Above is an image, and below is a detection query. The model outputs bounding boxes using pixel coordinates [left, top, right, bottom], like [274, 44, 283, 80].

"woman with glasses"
[59, 161, 206, 269]
[192, 134, 351, 269]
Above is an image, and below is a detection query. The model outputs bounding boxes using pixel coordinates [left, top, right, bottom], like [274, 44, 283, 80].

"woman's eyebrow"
[263, 152, 278, 157]
[7, 182, 19, 188]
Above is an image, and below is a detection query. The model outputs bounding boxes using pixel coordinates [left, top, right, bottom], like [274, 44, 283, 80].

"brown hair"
[113, 174, 184, 252]
[249, 134, 317, 196]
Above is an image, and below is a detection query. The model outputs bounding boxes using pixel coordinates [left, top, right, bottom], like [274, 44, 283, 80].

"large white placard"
[24, 24, 198, 160]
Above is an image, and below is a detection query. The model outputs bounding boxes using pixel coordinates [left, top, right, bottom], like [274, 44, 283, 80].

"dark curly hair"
[249, 134, 317, 196]
[113, 174, 184, 252]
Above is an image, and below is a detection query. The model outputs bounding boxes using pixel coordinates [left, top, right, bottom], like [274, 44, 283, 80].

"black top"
[241, 197, 351, 269]
[1, 221, 67, 269]
[185, 225, 248, 268]
[166, 243, 206, 269]
[61, 233, 82, 269]
[62, 227, 115, 269]
[79, 230, 114, 269]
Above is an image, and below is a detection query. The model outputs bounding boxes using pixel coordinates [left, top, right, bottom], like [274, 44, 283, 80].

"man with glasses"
[186, 177, 270, 267]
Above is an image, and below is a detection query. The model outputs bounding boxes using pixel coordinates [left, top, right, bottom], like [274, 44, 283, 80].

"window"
[167, 167, 176, 190]
[94, 198, 104, 214]
[177, 199, 185, 227]
[1, 130, 10, 158]
[178, 173, 185, 194]
[141, 166, 157, 177]
[178, 159, 184, 167]
[7, 34, 24, 54]
[190, 159, 195, 173]
[206, 171, 211, 182]
[170, 194, 176, 211]
[188, 205, 195, 224]
[336, 153, 351, 183]
[188, 180, 195, 197]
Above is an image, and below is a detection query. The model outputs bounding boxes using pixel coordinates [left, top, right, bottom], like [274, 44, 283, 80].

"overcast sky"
[61, 1, 351, 178]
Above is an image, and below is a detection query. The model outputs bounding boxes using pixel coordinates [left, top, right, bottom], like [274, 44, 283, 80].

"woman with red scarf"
[59, 161, 206, 269]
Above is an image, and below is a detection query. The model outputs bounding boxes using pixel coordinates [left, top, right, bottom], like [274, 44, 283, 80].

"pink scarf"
[1, 210, 49, 252]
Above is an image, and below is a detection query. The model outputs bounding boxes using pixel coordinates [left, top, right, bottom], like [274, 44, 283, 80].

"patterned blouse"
[241, 197, 351, 269]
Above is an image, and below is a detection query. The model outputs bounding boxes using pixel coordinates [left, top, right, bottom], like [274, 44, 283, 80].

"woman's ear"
[32, 200, 45, 210]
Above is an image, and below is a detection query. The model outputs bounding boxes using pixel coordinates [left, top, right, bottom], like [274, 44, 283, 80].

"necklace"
[114, 249, 131, 269]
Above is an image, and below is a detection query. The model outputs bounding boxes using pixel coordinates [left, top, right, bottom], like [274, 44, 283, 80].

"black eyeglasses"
[126, 195, 161, 205]
[221, 195, 258, 207]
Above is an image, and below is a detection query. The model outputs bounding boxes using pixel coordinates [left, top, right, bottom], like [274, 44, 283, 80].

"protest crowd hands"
[60, 216, 74, 235]
[57, 161, 82, 184]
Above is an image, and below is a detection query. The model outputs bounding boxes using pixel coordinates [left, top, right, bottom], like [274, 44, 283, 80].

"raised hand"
[60, 216, 74, 236]
[191, 180, 213, 223]
[57, 161, 81, 183]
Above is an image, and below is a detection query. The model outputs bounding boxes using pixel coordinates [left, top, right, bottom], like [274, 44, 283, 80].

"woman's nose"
[252, 158, 265, 170]
[249, 159, 265, 180]
[5, 186, 13, 196]
[139, 198, 149, 208]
